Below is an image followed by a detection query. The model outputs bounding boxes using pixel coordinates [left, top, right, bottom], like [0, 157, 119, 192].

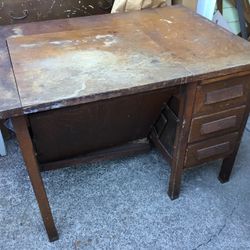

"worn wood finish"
[6, 16, 191, 114]
[0, 13, 118, 119]
[0, 29, 22, 119]
[149, 130, 173, 164]
[29, 88, 176, 163]
[0, 0, 112, 25]
[4, 6, 250, 117]
[187, 74, 250, 174]
[150, 83, 198, 200]
[205, 85, 243, 104]
[219, 85, 250, 183]
[12, 116, 58, 242]
[147, 7, 250, 79]
[185, 132, 239, 168]
[189, 106, 246, 143]
[41, 140, 151, 172]
[151, 72, 250, 197]
[1, 6, 250, 240]
[194, 76, 249, 116]
[148, 93, 182, 165]
[0, 3, 115, 119]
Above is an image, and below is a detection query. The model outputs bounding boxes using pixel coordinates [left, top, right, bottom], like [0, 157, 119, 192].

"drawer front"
[189, 105, 246, 143]
[0, 0, 111, 25]
[185, 132, 239, 168]
[194, 76, 249, 116]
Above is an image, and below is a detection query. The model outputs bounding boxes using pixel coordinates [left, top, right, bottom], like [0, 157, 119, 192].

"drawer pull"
[9, 10, 29, 20]
[205, 85, 243, 104]
[197, 141, 230, 160]
[201, 115, 237, 135]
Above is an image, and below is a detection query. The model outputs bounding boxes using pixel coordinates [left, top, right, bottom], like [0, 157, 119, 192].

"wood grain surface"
[3, 6, 250, 117]
[0, 28, 22, 119]
[7, 24, 190, 113]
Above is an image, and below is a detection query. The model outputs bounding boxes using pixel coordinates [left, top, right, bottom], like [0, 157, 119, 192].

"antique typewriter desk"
[1, 6, 250, 241]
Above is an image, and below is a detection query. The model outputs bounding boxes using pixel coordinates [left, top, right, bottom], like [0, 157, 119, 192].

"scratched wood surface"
[0, 0, 112, 25]
[4, 6, 250, 117]
[0, 28, 22, 119]
[0, 13, 117, 119]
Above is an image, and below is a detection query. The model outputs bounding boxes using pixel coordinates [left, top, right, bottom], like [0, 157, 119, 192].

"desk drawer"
[0, 0, 111, 25]
[185, 132, 238, 168]
[194, 76, 249, 116]
[189, 105, 246, 143]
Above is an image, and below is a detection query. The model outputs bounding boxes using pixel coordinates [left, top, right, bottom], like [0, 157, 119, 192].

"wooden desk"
[1, 6, 250, 241]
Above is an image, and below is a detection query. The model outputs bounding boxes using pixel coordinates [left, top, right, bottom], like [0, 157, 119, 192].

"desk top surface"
[2, 6, 250, 118]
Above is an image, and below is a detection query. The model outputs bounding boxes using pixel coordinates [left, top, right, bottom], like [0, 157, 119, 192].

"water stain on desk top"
[7, 26, 190, 112]
[4, 6, 250, 116]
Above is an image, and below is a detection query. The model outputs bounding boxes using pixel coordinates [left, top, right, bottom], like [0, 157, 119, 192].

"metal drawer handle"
[9, 9, 29, 20]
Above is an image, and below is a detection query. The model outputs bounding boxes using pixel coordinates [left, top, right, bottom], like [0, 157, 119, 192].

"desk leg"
[219, 109, 249, 183]
[12, 115, 59, 242]
[168, 83, 198, 200]
[218, 152, 238, 183]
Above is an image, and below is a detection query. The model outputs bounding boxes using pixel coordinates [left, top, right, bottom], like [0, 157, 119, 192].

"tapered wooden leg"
[168, 166, 183, 200]
[149, 129, 183, 200]
[218, 152, 237, 183]
[12, 116, 59, 242]
[218, 123, 249, 183]
[219, 104, 249, 183]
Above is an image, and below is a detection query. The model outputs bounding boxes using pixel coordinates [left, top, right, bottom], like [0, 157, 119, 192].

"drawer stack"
[184, 75, 250, 168]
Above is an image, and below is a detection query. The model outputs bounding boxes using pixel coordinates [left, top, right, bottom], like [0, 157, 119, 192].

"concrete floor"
[0, 126, 250, 249]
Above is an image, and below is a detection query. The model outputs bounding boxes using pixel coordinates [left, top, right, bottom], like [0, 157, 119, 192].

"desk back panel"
[28, 88, 178, 163]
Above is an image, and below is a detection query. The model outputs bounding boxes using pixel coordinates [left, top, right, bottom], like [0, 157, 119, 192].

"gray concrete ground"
[0, 127, 250, 250]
